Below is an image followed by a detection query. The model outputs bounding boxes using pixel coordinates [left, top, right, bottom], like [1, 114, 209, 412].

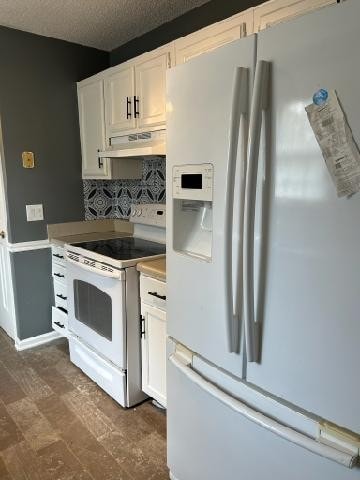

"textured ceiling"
[0, 0, 210, 51]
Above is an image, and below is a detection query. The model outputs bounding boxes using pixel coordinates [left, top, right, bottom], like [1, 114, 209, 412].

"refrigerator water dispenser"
[172, 164, 213, 261]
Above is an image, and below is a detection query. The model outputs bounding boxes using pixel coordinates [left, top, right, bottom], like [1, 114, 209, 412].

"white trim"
[8, 239, 50, 253]
[15, 330, 61, 351]
[169, 473, 179, 480]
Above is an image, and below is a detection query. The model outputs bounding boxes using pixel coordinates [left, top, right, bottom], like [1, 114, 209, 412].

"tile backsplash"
[83, 157, 166, 220]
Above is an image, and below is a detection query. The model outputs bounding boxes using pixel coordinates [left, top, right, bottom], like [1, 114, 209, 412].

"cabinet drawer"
[53, 280, 67, 301]
[55, 294, 68, 312]
[52, 246, 66, 266]
[52, 263, 66, 283]
[140, 275, 166, 309]
[52, 306, 68, 332]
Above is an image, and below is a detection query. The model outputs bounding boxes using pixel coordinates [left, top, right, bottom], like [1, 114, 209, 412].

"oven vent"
[137, 132, 152, 140]
[99, 129, 166, 158]
[128, 131, 152, 142]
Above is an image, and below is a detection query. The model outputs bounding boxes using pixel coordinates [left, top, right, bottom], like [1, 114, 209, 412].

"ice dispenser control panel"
[173, 164, 213, 201]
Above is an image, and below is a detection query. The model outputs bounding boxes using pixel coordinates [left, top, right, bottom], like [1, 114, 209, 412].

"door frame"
[0, 142, 17, 340]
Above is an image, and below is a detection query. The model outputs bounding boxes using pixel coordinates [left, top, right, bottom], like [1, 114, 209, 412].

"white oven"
[66, 259, 127, 369]
[64, 204, 166, 407]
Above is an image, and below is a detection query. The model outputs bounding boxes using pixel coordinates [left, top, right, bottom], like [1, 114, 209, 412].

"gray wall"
[10, 249, 53, 340]
[110, 0, 263, 65]
[0, 26, 108, 340]
[0, 26, 108, 244]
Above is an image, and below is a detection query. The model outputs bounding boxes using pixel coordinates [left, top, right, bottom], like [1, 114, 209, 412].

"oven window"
[73, 280, 112, 340]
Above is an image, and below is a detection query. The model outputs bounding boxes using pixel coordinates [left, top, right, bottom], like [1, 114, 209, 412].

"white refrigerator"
[166, 1, 360, 479]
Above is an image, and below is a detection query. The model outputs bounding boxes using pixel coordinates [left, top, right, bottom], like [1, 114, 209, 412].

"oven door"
[66, 260, 126, 369]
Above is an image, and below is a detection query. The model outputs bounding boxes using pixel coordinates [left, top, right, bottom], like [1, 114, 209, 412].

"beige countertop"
[51, 231, 132, 246]
[48, 219, 133, 246]
[137, 258, 166, 282]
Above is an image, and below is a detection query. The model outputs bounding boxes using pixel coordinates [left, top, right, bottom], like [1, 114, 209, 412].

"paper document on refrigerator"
[306, 90, 360, 197]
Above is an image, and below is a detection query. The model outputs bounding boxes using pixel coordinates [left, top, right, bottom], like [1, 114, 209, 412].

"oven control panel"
[130, 203, 166, 228]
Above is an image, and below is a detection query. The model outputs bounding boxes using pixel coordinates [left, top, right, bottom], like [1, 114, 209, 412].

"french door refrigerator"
[166, 1, 360, 479]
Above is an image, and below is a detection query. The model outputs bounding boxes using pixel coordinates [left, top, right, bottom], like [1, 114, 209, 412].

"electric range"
[65, 203, 166, 408]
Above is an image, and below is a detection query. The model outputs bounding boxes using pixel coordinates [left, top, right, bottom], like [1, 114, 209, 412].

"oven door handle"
[66, 256, 123, 279]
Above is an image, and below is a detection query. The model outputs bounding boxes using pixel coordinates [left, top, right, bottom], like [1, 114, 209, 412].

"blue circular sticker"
[313, 88, 329, 106]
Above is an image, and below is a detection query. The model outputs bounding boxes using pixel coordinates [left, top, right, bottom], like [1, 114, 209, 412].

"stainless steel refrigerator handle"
[243, 60, 270, 363]
[224, 67, 248, 353]
[169, 352, 358, 469]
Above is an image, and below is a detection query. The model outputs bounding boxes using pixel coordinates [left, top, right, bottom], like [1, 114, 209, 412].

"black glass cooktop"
[73, 237, 165, 261]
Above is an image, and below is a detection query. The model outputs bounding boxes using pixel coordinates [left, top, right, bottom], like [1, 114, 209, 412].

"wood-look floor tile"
[36, 395, 131, 480]
[101, 431, 168, 480]
[3, 363, 53, 400]
[35, 394, 78, 433]
[37, 440, 93, 480]
[20, 342, 68, 370]
[1, 440, 44, 480]
[62, 390, 115, 440]
[0, 401, 23, 451]
[55, 357, 93, 388]
[0, 360, 26, 405]
[7, 397, 59, 451]
[136, 401, 167, 439]
[0, 330, 14, 351]
[76, 385, 156, 445]
[0, 327, 168, 480]
[62, 419, 132, 480]
[33, 365, 75, 396]
[0, 452, 12, 479]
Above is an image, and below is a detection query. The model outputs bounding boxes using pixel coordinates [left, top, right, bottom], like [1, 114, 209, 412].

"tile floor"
[0, 328, 168, 480]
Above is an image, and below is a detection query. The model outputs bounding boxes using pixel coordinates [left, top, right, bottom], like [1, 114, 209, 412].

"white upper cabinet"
[104, 45, 173, 138]
[104, 65, 136, 136]
[77, 0, 338, 179]
[77, 78, 109, 179]
[135, 52, 169, 129]
[175, 9, 254, 64]
[253, 0, 336, 32]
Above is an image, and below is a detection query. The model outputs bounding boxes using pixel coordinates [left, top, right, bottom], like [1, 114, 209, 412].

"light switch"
[26, 204, 44, 222]
[22, 152, 35, 169]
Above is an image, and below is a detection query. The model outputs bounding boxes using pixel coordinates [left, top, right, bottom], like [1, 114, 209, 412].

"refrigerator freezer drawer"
[167, 353, 360, 480]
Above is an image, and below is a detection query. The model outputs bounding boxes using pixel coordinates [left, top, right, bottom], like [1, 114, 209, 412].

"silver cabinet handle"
[224, 67, 248, 353]
[243, 60, 270, 363]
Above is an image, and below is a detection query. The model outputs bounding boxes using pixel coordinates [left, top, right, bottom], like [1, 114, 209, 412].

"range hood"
[98, 129, 166, 159]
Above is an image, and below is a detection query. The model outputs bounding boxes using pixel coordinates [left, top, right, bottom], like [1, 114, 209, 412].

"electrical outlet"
[26, 204, 44, 222]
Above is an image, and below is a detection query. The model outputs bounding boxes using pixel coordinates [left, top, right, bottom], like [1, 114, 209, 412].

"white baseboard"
[15, 330, 61, 351]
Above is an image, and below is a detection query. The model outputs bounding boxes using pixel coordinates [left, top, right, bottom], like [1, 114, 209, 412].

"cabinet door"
[135, 53, 169, 129]
[78, 80, 109, 179]
[104, 66, 136, 136]
[254, 0, 336, 32]
[175, 10, 253, 65]
[141, 303, 167, 407]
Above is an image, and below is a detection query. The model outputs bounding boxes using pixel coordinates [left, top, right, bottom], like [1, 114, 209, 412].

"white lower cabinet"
[51, 245, 69, 337]
[140, 274, 167, 407]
